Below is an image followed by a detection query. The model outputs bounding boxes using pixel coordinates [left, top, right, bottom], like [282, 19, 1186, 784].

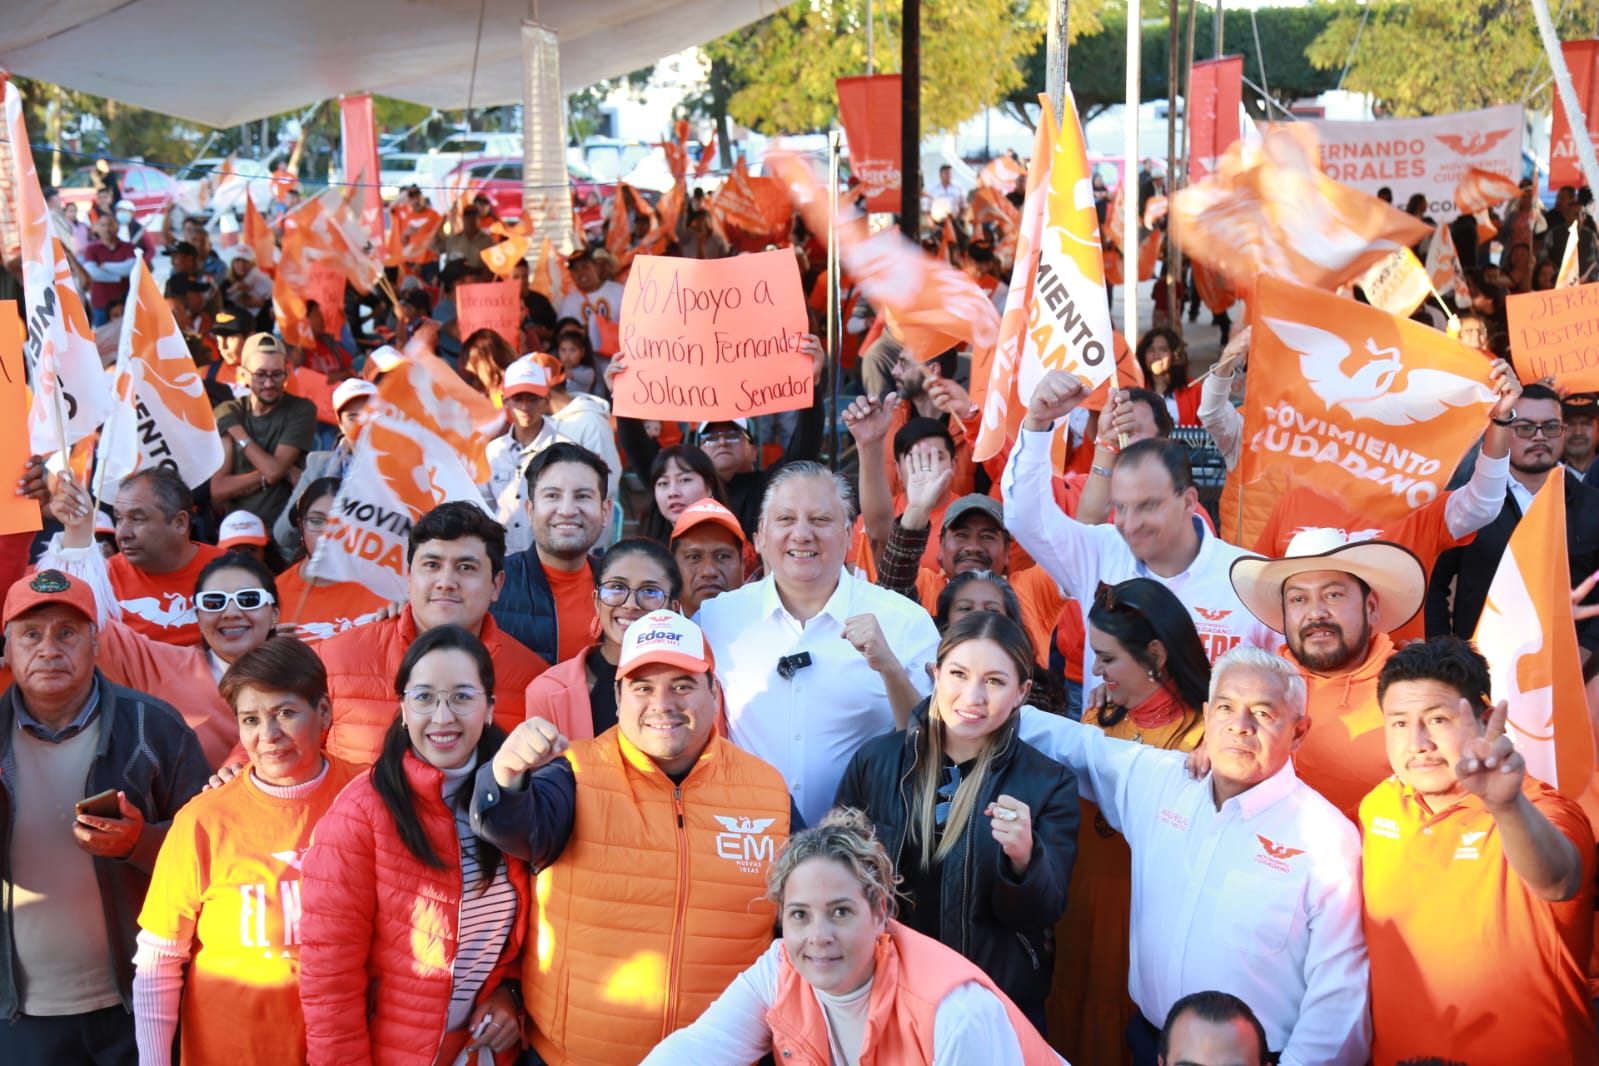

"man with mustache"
[1428, 383, 1599, 659]
[1229, 529, 1427, 818]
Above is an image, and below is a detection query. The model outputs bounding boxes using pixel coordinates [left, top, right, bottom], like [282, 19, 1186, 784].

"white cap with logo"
[616, 610, 716, 678]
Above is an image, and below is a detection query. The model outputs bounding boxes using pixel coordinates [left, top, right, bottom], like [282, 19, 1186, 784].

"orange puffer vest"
[528, 727, 791, 1065]
[767, 921, 1060, 1065]
[318, 606, 548, 765]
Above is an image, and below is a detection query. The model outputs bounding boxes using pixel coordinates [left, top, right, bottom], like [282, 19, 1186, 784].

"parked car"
[175, 156, 273, 215]
[442, 157, 523, 223]
[411, 131, 524, 193]
[57, 163, 178, 223]
[379, 152, 430, 201]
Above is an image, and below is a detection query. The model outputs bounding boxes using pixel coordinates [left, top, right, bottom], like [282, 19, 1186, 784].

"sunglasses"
[196, 588, 276, 613]
[1094, 580, 1145, 615]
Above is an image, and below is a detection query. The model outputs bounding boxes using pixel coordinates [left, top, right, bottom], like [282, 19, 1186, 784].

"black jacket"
[0, 673, 209, 1020]
[491, 551, 601, 665]
[1426, 468, 1599, 651]
[834, 703, 1079, 1028]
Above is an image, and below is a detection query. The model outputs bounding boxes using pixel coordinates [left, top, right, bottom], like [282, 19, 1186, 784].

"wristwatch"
[1490, 408, 1516, 427]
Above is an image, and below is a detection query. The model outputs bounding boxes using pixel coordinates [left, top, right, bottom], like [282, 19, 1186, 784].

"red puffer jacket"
[298, 751, 529, 1066]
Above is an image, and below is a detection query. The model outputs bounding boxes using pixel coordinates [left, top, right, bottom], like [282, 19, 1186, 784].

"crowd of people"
[3, 145, 1599, 1066]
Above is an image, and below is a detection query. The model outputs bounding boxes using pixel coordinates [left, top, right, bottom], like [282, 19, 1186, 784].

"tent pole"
[1123, 0, 1141, 344]
[901, 0, 921, 239]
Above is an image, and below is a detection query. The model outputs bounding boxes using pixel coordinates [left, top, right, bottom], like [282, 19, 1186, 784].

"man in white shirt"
[557, 247, 625, 356]
[1021, 646, 1370, 1066]
[697, 462, 940, 824]
[1003, 370, 1276, 679]
[483, 356, 570, 554]
[927, 164, 965, 221]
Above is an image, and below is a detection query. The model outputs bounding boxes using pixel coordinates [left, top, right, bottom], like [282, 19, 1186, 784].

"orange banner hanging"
[1243, 274, 1494, 522]
[836, 75, 903, 213]
[1476, 472, 1594, 797]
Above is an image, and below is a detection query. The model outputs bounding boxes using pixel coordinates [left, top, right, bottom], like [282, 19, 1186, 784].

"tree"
[1008, 3, 1341, 127]
[1307, 0, 1599, 117]
[701, 0, 1105, 137]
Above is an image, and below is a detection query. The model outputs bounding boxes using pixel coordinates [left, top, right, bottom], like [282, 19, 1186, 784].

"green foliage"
[1307, 0, 1599, 117]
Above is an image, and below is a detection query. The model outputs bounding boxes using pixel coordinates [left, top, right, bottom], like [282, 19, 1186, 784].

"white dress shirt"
[1001, 427, 1278, 678]
[1020, 709, 1371, 1066]
[696, 569, 939, 825]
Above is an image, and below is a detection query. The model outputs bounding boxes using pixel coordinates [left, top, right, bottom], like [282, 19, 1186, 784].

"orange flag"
[711, 158, 793, 248]
[528, 237, 574, 306]
[1170, 123, 1432, 291]
[1453, 167, 1522, 217]
[1425, 219, 1459, 296]
[1242, 274, 1493, 522]
[482, 235, 532, 278]
[298, 187, 385, 292]
[1475, 473, 1594, 798]
[1191, 258, 1236, 315]
[772, 152, 999, 365]
[970, 186, 1019, 230]
[273, 219, 315, 348]
[244, 195, 277, 276]
[695, 132, 718, 178]
[979, 154, 1026, 191]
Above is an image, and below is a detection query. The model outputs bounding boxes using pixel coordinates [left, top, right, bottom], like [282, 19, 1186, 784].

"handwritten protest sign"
[456, 279, 522, 349]
[1506, 282, 1599, 391]
[0, 303, 41, 535]
[304, 264, 347, 337]
[613, 250, 810, 421]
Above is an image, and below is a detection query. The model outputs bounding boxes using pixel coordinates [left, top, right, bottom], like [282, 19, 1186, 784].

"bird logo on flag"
[1435, 130, 1513, 157]
[1262, 318, 1486, 427]
[369, 420, 447, 519]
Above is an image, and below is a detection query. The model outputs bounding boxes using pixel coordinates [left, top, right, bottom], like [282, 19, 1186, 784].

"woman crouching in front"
[642, 808, 1065, 1065]
[298, 625, 528, 1064]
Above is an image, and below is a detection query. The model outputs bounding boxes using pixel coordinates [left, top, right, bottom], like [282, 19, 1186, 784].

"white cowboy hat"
[1229, 527, 1426, 635]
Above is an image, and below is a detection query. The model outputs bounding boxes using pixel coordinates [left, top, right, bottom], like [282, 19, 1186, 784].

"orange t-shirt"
[545, 562, 597, 664]
[108, 543, 227, 647]
[274, 561, 388, 644]
[138, 758, 363, 1065]
[1252, 486, 1468, 644]
[1361, 776, 1599, 1066]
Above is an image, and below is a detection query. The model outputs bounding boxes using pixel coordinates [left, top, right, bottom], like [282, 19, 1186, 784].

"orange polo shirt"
[1360, 776, 1599, 1066]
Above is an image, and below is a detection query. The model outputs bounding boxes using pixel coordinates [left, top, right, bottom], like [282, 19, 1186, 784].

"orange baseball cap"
[670, 498, 746, 545]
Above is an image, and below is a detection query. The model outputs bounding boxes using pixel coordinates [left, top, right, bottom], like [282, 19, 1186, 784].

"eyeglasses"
[196, 588, 276, 612]
[403, 687, 486, 716]
[597, 582, 670, 610]
[1509, 420, 1565, 439]
[301, 514, 328, 530]
[249, 369, 287, 382]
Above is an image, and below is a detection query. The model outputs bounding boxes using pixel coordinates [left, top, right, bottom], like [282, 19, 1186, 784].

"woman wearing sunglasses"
[1049, 577, 1210, 1066]
[523, 538, 682, 740]
[834, 613, 1079, 1036]
[40, 473, 286, 768]
[271, 477, 387, 643]
[299, 625, 528, 1065]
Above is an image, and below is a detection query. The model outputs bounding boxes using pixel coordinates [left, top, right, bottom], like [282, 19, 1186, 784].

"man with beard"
[1228, 529, 1428, 818]
[1428, 383, 1599, 660]
[492, 443, 611, 665]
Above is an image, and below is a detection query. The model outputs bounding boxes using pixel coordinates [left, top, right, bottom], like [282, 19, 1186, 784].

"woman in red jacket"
[299, 625, 529, 1066]
[523, 538, 681, 740]
[643, 809, 1064, 1065]
[1134, 327, 1203, 427]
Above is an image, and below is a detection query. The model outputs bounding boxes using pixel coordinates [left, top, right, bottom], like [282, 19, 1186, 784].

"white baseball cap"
[696, 418, 752, 439]
[332, 378, 378, 414]
[218, 510, 268, 549]
[502, 355, 551, 398]
[617, 610, 715, 679]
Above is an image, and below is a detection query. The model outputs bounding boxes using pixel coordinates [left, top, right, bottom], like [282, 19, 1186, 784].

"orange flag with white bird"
[1243, 274, 1494, 522]
[306, 331, 501, 600]
[1453, 166, 1522, 217]
[97, 254, 226, 498]
[1170, 123, 1432, 291]
[769, 150, 1000, 365]
[1474, 473, 1594, 798]
[3, 81, 116, 457]
[971, 88, 1115, 462]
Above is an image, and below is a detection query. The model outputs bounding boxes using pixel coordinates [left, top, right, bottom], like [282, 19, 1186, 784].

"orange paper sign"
[613, 250, 810, 422]
[1505, 282, 1599, 391]
[455, 279, 523, 350]
[0, 302, 42, 535]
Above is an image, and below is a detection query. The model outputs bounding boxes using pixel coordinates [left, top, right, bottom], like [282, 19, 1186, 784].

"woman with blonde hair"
[833, 611, 1078, 1033]
[643, 808, 1064, 1064]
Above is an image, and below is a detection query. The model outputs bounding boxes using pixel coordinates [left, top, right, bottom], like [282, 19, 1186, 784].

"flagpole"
[1123, 0, 1141, 347]
[90, 253, 144, 521]
[1532, 0, 1599, 195]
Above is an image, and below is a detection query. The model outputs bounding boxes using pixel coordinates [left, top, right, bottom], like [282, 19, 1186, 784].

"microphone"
[776, 651, 813, 681]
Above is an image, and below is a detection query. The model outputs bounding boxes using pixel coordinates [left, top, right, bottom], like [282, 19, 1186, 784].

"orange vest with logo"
[528, 727, 790, 1065]
[766, 921, 1060, 1065]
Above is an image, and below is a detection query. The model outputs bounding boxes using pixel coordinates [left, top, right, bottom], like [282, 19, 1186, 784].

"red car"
[57, 163, 178, 223]
[441, 157, 524, 225]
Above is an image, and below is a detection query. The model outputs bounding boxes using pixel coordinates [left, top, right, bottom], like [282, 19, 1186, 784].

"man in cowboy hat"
[1230, 527, 1427, 818]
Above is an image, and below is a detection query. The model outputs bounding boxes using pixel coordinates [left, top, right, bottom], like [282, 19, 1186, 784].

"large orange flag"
[711, 158, 793, 249]
[244, 195, 277, 276]
[1454, 166, 1521, 217]
[528, 237, 574, 307]
[979, 154, 1026, 192]
[1475, 473, 1594, 798]
[1170, 123, 1432, 291]
[482, 236, 532, 278]
[769, 151, 1000, 365]
[1243, 274, 1493, 521]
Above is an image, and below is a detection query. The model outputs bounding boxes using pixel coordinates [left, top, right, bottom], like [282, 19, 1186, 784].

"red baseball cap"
[2, 569, 97, 628]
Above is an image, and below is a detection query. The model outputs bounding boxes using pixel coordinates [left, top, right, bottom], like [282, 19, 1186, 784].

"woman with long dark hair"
[636, 444, 732, 545]
[1048, 577, 1209, 1065]
[461, 327, 521, 402]
[1134, 327, 1202, 427]
[835, 613, 1079, 1034]
[299, 625, 528, 1065]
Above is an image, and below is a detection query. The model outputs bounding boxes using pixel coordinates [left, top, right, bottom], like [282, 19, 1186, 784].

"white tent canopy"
[0, 0, 771, 128]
